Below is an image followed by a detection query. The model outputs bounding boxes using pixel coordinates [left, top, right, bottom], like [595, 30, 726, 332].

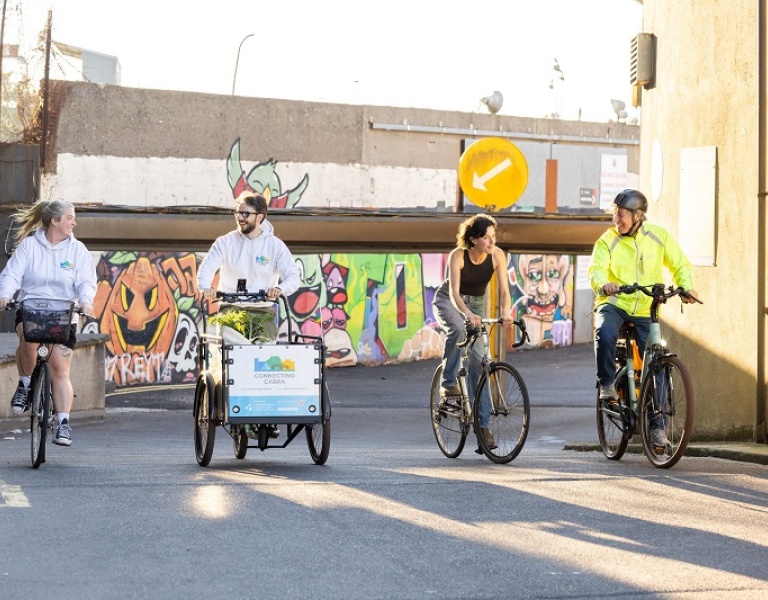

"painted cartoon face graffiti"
[100, 256, 178, 354]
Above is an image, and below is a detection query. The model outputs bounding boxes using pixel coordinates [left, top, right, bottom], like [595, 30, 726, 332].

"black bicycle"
[6, 298, 79, 468]
[430, 318, 530, 463]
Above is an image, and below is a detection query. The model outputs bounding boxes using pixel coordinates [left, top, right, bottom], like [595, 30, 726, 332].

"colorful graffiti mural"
[87, 250, 457, 387]
[227, 137, 309, 208]
[507, 253, 574, 350]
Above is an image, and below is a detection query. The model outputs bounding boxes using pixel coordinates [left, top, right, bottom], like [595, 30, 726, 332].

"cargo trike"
[193, 289, 331, 466]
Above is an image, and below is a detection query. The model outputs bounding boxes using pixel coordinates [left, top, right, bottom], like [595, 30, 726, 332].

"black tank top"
[459, 250, 494, 296]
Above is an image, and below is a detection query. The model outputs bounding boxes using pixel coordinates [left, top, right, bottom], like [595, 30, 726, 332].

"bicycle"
[430, 317, 531, 463]
[194, 288, 331, 467]
[596, 283, 702, 468]
[6, 298, 80, 468]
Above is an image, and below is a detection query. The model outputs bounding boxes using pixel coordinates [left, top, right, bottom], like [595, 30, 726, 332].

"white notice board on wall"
[679, 147, 717, 266]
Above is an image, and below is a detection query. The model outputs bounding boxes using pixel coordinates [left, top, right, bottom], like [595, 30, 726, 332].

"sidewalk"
[564, 440, 768, 466]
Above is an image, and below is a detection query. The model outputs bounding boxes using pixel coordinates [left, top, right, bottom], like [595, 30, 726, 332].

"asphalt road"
[1, 344, 766, 599]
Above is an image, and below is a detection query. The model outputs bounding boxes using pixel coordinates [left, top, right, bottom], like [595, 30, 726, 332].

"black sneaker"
[10, 384, 29, 414]
[53, 419, 72, 446]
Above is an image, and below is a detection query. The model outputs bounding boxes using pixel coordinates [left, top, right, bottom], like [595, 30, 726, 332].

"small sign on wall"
[679, 146, 716, 266]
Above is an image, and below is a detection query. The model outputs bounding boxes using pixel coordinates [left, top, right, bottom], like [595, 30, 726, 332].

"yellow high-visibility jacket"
[588, 222, 694, 317]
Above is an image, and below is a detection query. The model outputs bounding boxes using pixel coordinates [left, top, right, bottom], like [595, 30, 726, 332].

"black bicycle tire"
[430, 365, 467, 458]
[474, 362, 530, 464]
[193, 372, 216, 466]
[639, 355, 694, 468]
[596, 371, 630, 460]
[30, 362, 50, 469]
[307, 381, 331, 465]
[232, 425, 248, 459]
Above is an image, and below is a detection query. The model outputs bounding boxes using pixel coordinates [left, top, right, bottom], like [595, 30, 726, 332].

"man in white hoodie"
[0, 199, 96, 446]
[197, 190, 301, 303]
[198, 191, 301, 440]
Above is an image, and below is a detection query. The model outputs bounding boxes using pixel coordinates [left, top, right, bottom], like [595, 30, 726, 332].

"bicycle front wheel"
[596, 372, 630, 460]
[193, 372, 216, 466]
[430, 365, 467, 458]
[30, 362, 50, 469]
[474, 362, 530, 464]
[639, 355, 694, 468]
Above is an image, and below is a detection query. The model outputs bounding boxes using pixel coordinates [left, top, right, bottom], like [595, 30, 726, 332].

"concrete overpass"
[68, 206, 611, 254]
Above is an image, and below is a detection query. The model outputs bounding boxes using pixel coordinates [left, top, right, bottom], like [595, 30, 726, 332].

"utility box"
[0, 143, 39, 204]
[630, 33, 656, 90]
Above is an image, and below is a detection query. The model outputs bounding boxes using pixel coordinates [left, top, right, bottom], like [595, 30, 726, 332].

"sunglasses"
[234, 210, 257, 218]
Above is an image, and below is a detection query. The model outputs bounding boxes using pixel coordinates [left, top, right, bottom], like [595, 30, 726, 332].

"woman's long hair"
[12, 199, 74, 246]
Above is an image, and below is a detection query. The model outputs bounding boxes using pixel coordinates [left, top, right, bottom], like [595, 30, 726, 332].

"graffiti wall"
[507, 253, 575, 350]
[84, 249, 575, 388]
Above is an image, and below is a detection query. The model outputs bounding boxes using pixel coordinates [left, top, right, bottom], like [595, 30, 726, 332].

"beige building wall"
[639, 1, 763, 440]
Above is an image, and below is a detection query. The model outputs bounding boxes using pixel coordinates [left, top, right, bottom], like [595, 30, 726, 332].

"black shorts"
[15, 309, 77, 350]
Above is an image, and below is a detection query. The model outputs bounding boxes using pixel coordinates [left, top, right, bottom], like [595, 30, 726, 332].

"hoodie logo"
[254, 255, 270, 266]
[59, 260, 74, 270]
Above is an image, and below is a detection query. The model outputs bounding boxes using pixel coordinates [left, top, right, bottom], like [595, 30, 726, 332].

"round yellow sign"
[458, 137, 529, 210]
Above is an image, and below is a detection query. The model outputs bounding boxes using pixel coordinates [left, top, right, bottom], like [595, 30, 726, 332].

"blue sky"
[10, 0, 642, 123]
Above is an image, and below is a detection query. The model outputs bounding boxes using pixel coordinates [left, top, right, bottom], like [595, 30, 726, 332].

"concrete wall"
[41, 81, 638, 212]
[0, 334, 108, 422]
[639, 1, 761, 440]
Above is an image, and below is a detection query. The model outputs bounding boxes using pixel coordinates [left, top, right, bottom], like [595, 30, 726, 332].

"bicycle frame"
[606, 318, 665, 432]
[456, 319, 512, 421]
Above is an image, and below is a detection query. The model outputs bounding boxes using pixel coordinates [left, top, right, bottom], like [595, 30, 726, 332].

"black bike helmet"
[613, 189, 648, 213]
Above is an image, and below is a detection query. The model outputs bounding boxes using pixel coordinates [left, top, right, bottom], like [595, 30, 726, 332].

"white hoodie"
[0, 228, 97, 305]
[197, 219, 301, 297]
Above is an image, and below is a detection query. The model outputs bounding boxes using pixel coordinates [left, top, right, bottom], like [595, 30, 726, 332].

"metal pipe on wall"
[757, 1, 767, 444]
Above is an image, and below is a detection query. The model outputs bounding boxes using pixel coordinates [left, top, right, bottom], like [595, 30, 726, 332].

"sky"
[7, 0, 643, 123]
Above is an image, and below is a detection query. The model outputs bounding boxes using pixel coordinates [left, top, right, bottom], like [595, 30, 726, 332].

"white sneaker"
[599, 384, 619, 401]
[651, 428, 672, 449]
[53, 419, 72, 447]
[10, 384, 30, 414]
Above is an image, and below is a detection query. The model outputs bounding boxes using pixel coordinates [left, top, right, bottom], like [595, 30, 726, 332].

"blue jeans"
[432, 290, 490, 428]
[593, 303, 650, 386]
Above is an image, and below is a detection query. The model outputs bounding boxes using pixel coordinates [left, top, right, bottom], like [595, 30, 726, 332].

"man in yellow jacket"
[588, 189, 699, 428]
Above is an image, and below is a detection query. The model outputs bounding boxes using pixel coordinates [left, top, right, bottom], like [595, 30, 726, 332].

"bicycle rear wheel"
[474, 362, 529, 464]
[306, 381, 331, 465]
[30, 362, 50, 469]
[430, 365, 467, 458]
[596, 372, 630, 460]
[639, 355, 694, 468]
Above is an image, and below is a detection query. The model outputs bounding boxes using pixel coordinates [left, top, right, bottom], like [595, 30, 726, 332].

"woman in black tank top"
[432, 214, 513, 448]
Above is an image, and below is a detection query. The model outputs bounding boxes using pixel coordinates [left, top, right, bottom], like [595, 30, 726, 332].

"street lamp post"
[549, 58, 565, 118]
[231, 33, 254, 96]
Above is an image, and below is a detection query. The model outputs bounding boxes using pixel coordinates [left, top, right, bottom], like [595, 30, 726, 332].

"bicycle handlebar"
[458, 317, 530, 349]
[616, 283, 703, 304]
[3, 300, 86, 314]
[215, 289, 271, 303]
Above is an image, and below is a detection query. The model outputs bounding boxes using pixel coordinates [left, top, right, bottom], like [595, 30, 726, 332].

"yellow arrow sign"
[458, 137, 529, 211]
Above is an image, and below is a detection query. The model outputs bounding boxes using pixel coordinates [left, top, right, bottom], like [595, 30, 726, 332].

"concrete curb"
[564, 442, 768, 466]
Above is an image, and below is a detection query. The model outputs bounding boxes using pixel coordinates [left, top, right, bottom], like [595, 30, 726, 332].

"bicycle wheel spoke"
[430, 365, 467, 458]
[640, 356, 694, 468]
[475, 363, 529, 464]
[597, 373, 630, 460]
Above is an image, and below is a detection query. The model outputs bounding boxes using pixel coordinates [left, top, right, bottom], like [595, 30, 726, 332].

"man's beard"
[238, 221, 255, 235]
